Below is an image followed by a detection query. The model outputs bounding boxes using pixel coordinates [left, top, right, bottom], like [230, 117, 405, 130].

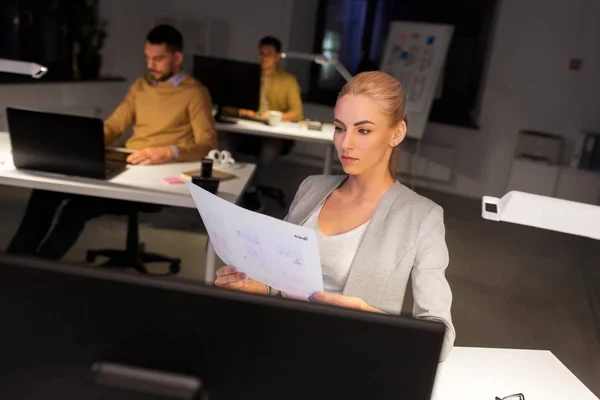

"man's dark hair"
[146, 24, 183, 53]
[259, 36, 282, 53]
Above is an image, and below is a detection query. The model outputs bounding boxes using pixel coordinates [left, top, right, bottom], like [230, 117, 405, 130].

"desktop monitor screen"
[193, 55, 261, 112]
[0, 255, 445, 400]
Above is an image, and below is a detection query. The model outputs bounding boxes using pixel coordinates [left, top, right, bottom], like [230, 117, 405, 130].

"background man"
[6, 24, 216, 260]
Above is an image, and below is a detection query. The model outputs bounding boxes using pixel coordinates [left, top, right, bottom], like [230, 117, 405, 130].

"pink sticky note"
[162, 176, 185, 184]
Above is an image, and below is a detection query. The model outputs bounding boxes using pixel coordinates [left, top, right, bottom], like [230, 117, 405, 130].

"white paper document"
[185, 181, 324, 299]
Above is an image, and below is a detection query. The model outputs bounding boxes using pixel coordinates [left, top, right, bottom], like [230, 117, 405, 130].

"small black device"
[192, 176, 219, 194]
[192, 55, 261, 123]
[0, 254, 445, 400]
[201, 157, 213, 178]
[6, 107, 127, 179]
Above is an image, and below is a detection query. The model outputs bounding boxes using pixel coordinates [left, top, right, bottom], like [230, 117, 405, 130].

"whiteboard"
[380, 22, 454, 140]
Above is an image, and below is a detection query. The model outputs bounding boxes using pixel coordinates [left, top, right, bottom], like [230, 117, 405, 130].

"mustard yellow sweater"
[260, 68, 303, 120]
[104, 74, 217, 161]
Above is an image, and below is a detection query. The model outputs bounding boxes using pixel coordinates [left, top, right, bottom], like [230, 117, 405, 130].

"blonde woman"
[216, 71, 455, 360]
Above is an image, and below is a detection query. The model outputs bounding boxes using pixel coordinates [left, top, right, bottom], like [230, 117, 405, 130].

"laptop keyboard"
[218, 114, 267, 124]
[236, 115, 267, 123]
[105, 160, 126, 179]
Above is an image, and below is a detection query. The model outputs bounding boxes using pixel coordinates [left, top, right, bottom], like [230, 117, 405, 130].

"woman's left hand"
[308, 292, 383, 313]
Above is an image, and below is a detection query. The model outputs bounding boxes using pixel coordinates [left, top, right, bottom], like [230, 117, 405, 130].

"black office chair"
[256, 185, 287, 208]
[239, 137, 292, 210]
[86, 205, 181, 275]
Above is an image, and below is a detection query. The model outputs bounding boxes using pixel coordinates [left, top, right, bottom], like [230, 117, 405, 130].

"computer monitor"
[0, 254, 445, 400]
[193, 55, 261, 120]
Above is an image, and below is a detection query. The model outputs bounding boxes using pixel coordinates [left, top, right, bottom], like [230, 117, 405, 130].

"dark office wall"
[0, 0, 20, 59]
[0, 0, 75, 81]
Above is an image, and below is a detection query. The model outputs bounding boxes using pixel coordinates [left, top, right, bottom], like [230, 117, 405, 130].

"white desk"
[0, 132, 255, 282]
[433, 347, 599, 400]
[215, 119, 335, 174]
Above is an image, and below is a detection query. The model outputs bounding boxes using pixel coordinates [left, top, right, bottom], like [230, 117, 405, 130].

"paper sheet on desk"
[185, 181, 323, 299]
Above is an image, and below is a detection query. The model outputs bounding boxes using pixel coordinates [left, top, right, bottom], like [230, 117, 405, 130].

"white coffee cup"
[267, 110, 283, 126]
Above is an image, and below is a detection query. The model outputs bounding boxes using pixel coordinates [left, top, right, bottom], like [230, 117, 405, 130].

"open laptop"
[6, 107, 128, 180]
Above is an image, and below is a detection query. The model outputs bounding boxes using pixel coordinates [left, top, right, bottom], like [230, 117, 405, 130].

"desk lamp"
[482, 191, 600, 240]
[0, 59, 48, 78]
[281, 51, 352, 82]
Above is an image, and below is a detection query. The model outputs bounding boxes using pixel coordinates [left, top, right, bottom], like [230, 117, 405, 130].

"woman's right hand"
[214, 266, 268, 295]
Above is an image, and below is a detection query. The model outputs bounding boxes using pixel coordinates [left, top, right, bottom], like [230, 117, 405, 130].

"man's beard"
[146, 70, 174, 83]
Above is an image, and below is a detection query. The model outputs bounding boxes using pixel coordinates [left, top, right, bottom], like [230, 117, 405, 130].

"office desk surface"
[215, 119, 335, 144]
[0, 132, 255, 208]
[433, 347, 599, 400]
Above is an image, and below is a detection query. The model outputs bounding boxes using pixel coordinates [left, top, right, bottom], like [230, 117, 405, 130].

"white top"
[433, 347, 599, 400]
[303, 202, 370, 294]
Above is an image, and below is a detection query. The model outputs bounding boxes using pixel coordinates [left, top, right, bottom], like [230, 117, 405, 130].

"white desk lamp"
[482, 191, 600, 241]
[0, 59, 48, 78]
[281, 51, 352, 82]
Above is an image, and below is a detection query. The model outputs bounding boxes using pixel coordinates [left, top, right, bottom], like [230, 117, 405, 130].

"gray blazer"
[285, 175, 455, 360]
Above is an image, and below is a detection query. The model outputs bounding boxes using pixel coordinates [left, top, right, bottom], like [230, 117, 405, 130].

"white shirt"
[303, 203, 370, 294]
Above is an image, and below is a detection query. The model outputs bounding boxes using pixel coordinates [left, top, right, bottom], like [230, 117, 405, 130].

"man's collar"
[146, 71, 186, 87]
[166, 71, 185, 87]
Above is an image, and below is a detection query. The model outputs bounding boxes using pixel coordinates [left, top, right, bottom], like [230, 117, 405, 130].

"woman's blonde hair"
[337, 71, 407, 176]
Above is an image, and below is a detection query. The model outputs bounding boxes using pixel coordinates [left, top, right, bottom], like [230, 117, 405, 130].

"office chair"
[86, 205, 181, 275]
[241, 137, 292, 210]
[256, 185, 286, 208]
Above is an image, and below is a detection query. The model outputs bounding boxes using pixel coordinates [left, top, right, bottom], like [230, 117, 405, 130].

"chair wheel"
[86, 251, 97, 263]
[169, 261, 181, 274]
